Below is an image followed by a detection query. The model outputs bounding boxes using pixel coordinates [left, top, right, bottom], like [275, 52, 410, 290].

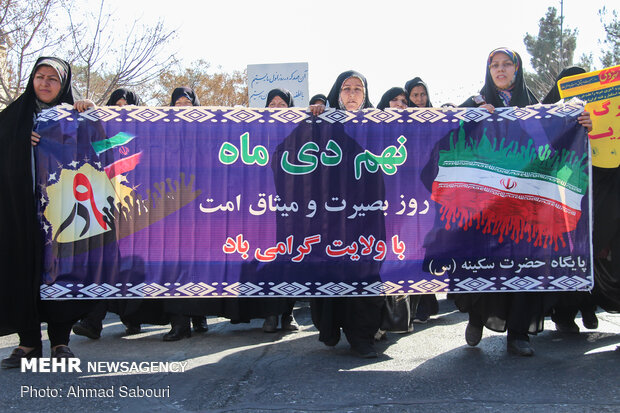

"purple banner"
[35, 102, 593, 299]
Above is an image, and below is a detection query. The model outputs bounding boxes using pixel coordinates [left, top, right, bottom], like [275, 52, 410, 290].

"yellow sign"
[558, 65, 620, 168]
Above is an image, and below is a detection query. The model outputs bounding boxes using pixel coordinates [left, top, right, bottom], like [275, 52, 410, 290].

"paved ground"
[1, 297, 620, 412]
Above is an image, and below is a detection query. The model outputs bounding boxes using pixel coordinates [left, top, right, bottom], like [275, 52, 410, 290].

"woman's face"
[175, 96, 193, 106]
[389, 93, 408, 109]
[489, 52, 516, 90]
[409, 85, 428, 108]
[115, 98, 128, 106]
[33, 65, 62, 104]
[268, 95, 288, 108]
[339, 77, 365, 111]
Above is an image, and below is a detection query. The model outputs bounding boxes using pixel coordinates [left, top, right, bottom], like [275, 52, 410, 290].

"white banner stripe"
[440, 159, 585, 194]
[435, 166, 583, 211]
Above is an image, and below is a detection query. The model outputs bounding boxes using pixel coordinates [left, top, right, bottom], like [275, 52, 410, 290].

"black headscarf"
[169, 87, 200, 106]
[542, 66, 586, 104]
[0, 56, 78, 335]
[377, 87, 407, 110]
[326, 70, 373, 110]
[404, 77, 433, 108]
[265, 88, 294, 108]
[309, 94, 327, 106]
[106, 88, 141, 106]
[469, 48, 538, 108]
[31, 57, 77, 113]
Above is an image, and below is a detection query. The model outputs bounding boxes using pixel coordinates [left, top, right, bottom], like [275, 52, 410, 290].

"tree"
[148, 59, 248, 107]
[599, 7, 620, 67]
[576, 53, 593, 73]
[523, 6, 578, 99]
[65, 0, 177, 105]
[0, 0, 176, 107]
[0, 0, 69, 107]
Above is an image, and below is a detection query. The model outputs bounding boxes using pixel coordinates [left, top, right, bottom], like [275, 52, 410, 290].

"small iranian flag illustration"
[432, 126, 588, 251]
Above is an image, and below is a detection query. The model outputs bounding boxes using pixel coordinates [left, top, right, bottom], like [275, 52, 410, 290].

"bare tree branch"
[0, 0, 69, 107]
[66, 0, 176, 104]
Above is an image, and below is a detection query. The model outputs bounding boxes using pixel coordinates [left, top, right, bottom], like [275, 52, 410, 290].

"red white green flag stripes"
[431, 127, 588, 251]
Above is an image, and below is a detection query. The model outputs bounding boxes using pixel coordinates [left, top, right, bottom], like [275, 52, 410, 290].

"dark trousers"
[81, 301, 108, 329]
[19, 320, 74, 348]
[311, 297, 384, 346]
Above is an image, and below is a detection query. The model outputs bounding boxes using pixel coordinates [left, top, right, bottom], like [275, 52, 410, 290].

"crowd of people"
[0, 47, 618, 370]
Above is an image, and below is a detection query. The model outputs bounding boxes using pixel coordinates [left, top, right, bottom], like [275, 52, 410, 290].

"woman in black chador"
[309, 93, 327, 106]
[544, 67, 620, 324]
[224, 88, 301, 333]
[169, 87, 199, 107]
[403, 77, 441, 323]
[72, 87, 144, 340]
[429, 48, 592, 356]
[456, 49, 544, 356]
[290, 70, 386, 357]
[266, 88, 294, 109]
[105, 88, 141, 106]
[260, 88, 299, 332]
[541, 67, 600, 332]
[161, 87, 209, 340]
[0, 57, 94, 368]
[377, 87, 408, 110]
[404, 77, 433, 108]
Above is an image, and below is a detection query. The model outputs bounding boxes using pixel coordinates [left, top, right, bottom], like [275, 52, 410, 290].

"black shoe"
[465, 322, 483, 346]
[51, 345, 75, 359]
[351, 342, 378, 358]
[163, 324, 191, 341]
[555, 320, 579, 334]
[262, 315, 278, 333]
[1, 347, 42, 369]
[323, 330, 341, 347]
[582, 311, 599, 330]
[281, 314, 298, 331]
[72, 320, 101, 340]
[507, 339, 534, 356]
[191, 317, 208, 333]
[124, 323, 142, 335]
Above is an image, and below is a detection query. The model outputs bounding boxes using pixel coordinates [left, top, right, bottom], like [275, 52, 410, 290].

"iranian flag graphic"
[431, 127, 589, 251]
[91, 132, 142, 179]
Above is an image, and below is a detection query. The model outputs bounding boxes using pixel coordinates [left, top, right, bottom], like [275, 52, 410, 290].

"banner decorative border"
[40, 274, 592, 299]
[40, 102, 586, 126]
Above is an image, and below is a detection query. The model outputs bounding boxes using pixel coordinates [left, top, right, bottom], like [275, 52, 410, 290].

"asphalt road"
[1, 297, 619, 413]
